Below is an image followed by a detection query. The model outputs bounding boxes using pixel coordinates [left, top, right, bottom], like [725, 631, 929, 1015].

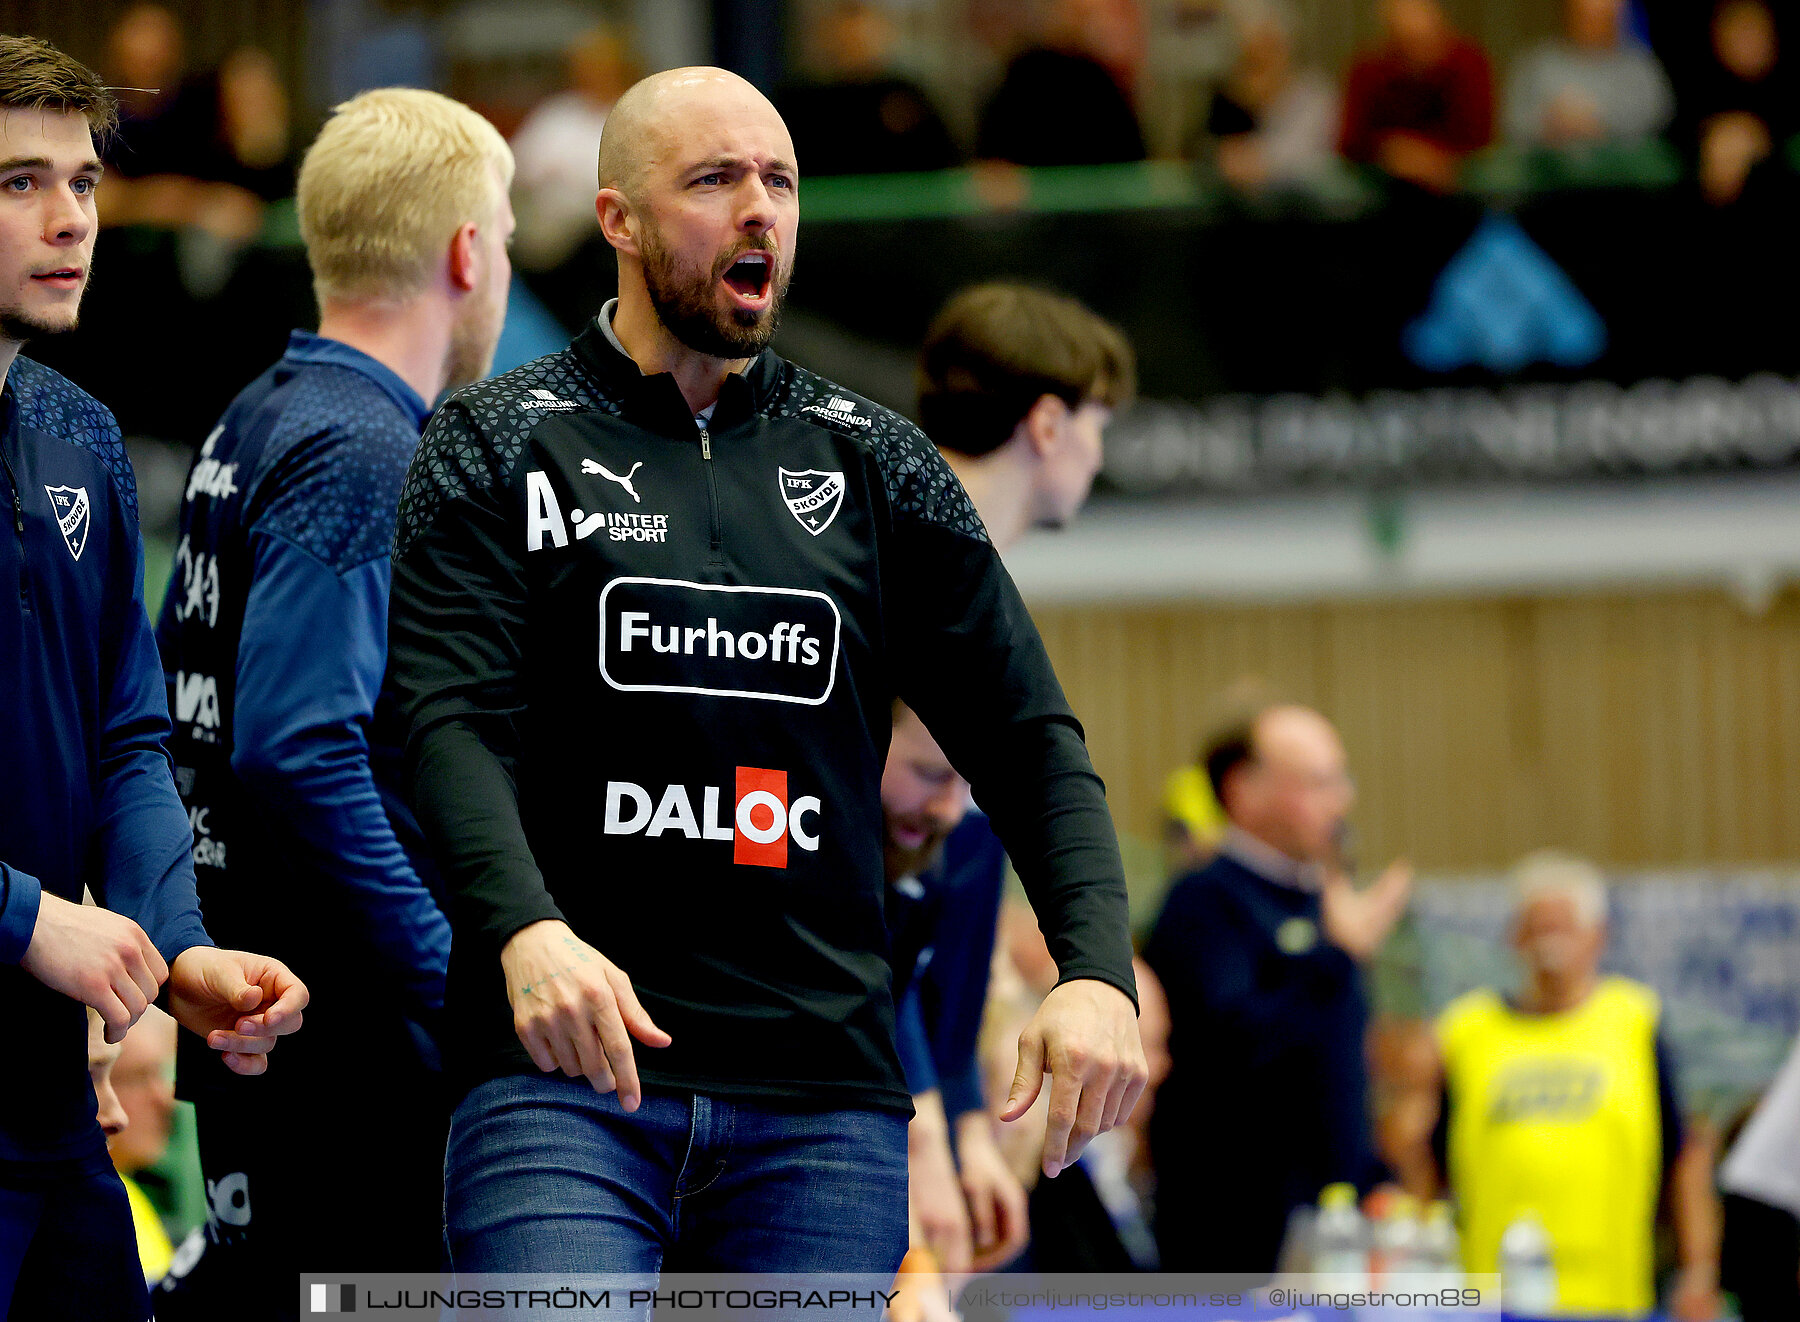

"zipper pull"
[699, 426, 711, 460]
[11, 491, 20, 535]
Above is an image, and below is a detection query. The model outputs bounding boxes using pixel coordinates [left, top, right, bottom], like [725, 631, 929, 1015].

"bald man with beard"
[384, 68, 1146, 1275]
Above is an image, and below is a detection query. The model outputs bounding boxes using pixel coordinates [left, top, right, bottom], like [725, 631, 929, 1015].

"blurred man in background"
[1430, 852, 1721, 1321]
[0, 36, 306, 1322]
[109, 1008, 180, 1283]
[1503, 0, 1673, 150]
[876, 704, 994, 1272]
[1144, 700, 1411, 1273]
[1339, 0, 1494, 191]
[155, 87, 512, 1316]
[897, 282, 1136, 1274]
[774, 1, 959, 177]
[977, 0, 1147, 166]
[1198, 0, 1340, 192]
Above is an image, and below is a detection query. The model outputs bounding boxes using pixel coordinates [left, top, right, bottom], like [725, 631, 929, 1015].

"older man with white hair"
[1430, 852, 1721, 1320]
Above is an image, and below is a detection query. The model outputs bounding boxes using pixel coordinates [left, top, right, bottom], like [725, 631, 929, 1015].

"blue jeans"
[445, 1074, 909, 1274]
[0, 1149, 150, 1321]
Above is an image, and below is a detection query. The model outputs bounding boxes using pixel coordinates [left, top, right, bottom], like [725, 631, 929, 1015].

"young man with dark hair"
[896, 280, 1135, 1274]
[917, 281, 1134, 545]
[386, 68, 1145, 1273]
[154, 88, 513, 1317]
[0, 34, 305, 1321]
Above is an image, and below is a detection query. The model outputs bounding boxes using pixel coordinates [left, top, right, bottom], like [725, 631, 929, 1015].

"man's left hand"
[1000, 979, 1146, 1179]
[167, 947, 308, 1075]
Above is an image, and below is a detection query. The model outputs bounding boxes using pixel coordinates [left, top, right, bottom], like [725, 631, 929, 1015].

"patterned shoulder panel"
[11, 356, 135, 521]
[255, 366, 428, 575]
[393, 347, 620, 560]
[770, 363, 987, 542]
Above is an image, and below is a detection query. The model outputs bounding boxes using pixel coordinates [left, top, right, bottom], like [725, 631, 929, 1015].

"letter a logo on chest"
[778, 468, 845, 536]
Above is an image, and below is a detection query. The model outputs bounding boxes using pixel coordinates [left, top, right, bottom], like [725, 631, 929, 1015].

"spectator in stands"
[1503, 0, 1674, 148]
[105, 2, 187, 169]
[774, 2, 959, 178]
[102, 5, 294, 250]
[1678, 1, 1800, 205]
[1198, 0, 1339, 191]
[510, 24, 638, 271]
[108, 1009, 179, 1283]
[1719, 1032, 1800, 1322]
[1144, 701, 1411, 1273]
[976, 0, 1147, 166]
[1430, 853, 1722, 1321]
[1339, 0, 1494, 192]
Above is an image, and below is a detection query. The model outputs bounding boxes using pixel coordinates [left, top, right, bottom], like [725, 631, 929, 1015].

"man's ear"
[448, 220, 481, 294]
[596, 188, 639, 256]
[1022, 393, 1069, 458]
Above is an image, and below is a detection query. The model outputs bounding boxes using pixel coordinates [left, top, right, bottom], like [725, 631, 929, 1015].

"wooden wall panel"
[1033, 587, 1800, 872]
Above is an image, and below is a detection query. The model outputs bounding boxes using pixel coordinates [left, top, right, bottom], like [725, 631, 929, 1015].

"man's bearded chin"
[883, 822, 952, 884]
[0, 302, 81, 343]
[642, 229, 789, 360]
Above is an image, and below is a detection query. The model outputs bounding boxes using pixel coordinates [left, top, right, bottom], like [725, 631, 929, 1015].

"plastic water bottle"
[1498, 1211, 1556, 1316]
[1313, 1182, 1369, 1290]
[1419, 1200, 1462, 1291]
[1370, 1191, 1423, 1282]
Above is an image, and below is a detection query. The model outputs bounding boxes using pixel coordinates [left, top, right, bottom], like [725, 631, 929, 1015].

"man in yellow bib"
[1430, 852, 1720, 1320]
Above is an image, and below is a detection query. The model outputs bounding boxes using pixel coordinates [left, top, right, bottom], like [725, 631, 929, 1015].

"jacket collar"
[571, 301, 784, 438]
[281, 330, 431, 430]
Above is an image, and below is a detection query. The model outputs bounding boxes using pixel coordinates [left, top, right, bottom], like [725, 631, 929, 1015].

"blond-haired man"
[154, 87, 512, 1315]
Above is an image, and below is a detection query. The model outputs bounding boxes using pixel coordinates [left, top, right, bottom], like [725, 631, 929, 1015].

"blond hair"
[298, 88, 513, 305]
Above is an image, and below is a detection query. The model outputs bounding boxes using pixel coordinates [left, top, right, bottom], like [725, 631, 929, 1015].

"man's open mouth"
[721, 250, 773, 303]
[32, 268, 82, 286]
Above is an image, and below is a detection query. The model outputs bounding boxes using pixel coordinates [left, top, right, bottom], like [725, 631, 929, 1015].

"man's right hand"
[500, 919, 670, 1110]
[19, 892, 167, 1043]
[1320, 859, 1413, 962]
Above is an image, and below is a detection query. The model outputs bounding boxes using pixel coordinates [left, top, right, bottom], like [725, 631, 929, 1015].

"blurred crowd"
[82, 0, 1800, 269]
[774, 0, 1798, 203]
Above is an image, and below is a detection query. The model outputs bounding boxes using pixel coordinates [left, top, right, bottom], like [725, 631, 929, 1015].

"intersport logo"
[603, 767, 820, 869]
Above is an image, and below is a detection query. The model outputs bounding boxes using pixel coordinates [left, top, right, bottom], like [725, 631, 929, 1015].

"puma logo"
[581, 458, 643, 504]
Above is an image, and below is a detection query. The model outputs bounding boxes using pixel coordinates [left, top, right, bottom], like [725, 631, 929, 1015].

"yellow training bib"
[1437, 977, 1663, 1318]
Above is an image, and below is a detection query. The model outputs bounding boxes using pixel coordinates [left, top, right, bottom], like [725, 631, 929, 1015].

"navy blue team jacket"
[156, 331, 449, 1051]
[0, 356, 211, 1164]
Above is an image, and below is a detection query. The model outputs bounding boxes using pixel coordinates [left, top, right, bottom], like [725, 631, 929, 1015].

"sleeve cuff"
[1052, 969, 1141, 1015]
[0, 865, 43, 964]
[154, 924, 215, 970]
[940, 1063, 985, 1122]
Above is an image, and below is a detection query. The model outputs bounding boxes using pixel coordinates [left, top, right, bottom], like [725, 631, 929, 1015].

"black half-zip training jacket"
[385, 317, 1137, 1113]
